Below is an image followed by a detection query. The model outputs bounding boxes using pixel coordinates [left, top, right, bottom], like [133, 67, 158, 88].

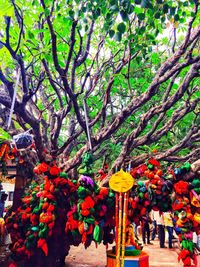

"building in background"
[1, 182, 15, 207]
[0, 160, 16, 209]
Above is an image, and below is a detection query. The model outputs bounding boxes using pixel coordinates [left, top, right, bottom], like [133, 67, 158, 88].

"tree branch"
[40, 0, 63, 74]
[76, 21, 94, 67]
[64, 20, 77, 73]
[42, 59, 63, 107]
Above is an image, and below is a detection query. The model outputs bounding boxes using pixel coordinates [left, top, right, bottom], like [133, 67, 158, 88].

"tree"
[0, 1, 200, 266]
[0, 0, 199, 178]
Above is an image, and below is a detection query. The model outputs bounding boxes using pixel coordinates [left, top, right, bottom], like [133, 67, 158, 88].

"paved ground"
[65, 238, 199, 267]
[1, 238, 199, 266]
[65, 239, 178, 267]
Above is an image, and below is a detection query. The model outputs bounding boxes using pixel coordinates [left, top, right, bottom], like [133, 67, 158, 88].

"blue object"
[125, 246, 136, 251]
[107, 250, 149, 267]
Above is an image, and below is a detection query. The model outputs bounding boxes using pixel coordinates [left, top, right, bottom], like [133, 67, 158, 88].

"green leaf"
[151, 52, 159, 64]
[0, 128, 12, 143]
[183, 1, 189, 6]
[44, 8, 50, 17]
[170, 7, 176, 16]
[154, 12, 161, 19]
[0, 1, 14, 17]
[115, 31, 122, 42]
[174, 14, 180, 21]
[136, 56, 142, 64]
[128, 33, 135, 40]
[109, 29, 115, 38]
[172, 83, 179, 90]
[69, 10, 74, 18]
[120, 10, 128, 21]
[138, 26, 146, 35]
[127, 4, 134, 14]
[163, 4, 169, 14]
[117, 22, 126, 33]
[110, 5, 119, 12]
[134, 0, 141, 4]
[93, 8, 101, 20]
[28, 31, 34, 39]
[137, 13, 145, 20]
[141, 0, 149, 8]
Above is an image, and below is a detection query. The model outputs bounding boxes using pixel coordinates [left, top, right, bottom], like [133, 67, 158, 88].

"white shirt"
[152, 210, 164, 225]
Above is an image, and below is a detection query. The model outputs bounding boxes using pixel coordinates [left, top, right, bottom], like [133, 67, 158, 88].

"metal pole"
[83, 99, 92, 150]
[7, 68, 20, 130]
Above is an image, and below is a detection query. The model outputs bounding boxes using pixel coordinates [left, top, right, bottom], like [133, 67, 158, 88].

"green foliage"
[0, 0, 199, 169]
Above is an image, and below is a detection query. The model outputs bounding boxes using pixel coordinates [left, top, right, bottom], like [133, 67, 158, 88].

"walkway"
[1, 238, 199, 266]
[65, 239, 199, 267]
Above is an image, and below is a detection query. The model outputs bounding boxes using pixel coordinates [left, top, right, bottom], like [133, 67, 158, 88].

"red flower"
[98, 187, 109, 197]
[34, 162, 49, 174]
[49, 165, 61, 176]
[148, 158, 160, 167]
[81, 209, 90, 216]
[174, 181, 189, 195]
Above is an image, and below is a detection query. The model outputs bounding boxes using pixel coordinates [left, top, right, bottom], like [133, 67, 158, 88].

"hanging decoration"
[12, 131, 34, 151]
[0, 128, 36, 176]
[172, 163, 200, 267]
[4, 156, 200, 267]
[66, 153, 115, 248]
[77, 151, 94, 177]
[6, 157, 115, 266]
[96, 164, 109, 181]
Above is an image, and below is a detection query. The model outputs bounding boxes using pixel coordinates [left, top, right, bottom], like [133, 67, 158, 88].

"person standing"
[0, 193, 8, 218]
[164, 211, 174, 249]
[152, 210, 165, 248]
[151, 210, 157, 240]
[141, 212, 152, 245]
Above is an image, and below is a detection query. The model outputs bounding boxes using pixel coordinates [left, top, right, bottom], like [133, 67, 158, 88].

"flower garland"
[5, 157, 200, 267]
[6, 161, 115, 266]
[172, 163, 200, 267]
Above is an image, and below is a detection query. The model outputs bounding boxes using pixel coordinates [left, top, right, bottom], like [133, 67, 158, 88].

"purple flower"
[79, 175, 94, 188]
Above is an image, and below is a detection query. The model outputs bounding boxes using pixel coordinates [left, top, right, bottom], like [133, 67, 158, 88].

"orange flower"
[156, 169, 163, 177]
[34, 162, 49, 174]
[81, 209, 90, 216]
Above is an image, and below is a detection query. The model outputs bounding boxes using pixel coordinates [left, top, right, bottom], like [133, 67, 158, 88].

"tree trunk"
[12, 161, 35, 211]
[12, 165, 25, 211]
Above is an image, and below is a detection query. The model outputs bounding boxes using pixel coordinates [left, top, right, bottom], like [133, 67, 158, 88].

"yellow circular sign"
[109, 169, 134, 192]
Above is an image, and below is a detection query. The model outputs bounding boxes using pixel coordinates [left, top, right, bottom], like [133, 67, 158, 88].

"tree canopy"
[0, 0, 199, 174]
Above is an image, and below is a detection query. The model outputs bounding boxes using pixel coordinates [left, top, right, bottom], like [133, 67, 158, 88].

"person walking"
[152, 210, 165, 248]
[164, 211, 174, 249]
[141, 212, 152, 245]
[151, 210, 157, 240]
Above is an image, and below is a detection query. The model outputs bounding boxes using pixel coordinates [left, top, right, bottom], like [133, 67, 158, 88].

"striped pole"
[115, 192, 119, 257]
[121, 192, 129, 267]
[116, 192, 123, 267]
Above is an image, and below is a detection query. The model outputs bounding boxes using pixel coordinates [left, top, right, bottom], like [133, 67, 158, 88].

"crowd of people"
[137, 210, 200, 251]
[151, 210, 174, 249]
[133, 210, 174, 248]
